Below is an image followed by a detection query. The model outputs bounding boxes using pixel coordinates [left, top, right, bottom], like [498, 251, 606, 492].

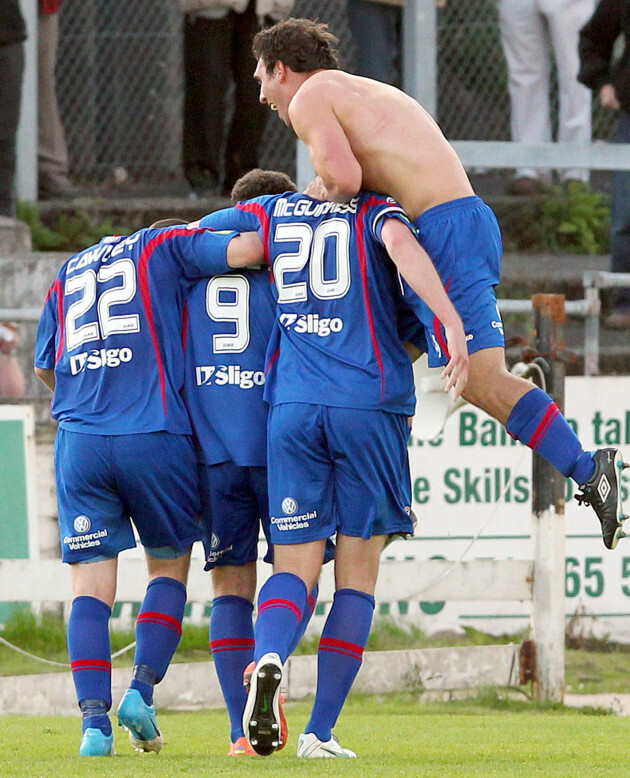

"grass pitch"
[1, 695, 628, 778]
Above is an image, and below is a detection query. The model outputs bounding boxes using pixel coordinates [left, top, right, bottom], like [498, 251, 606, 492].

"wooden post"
[530, 294, 566, 702]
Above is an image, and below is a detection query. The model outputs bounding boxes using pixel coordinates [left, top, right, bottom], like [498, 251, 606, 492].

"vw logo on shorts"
[282, 497, 298, 515]
[211, 533, 220, 549]
[74, 515, 91, 534]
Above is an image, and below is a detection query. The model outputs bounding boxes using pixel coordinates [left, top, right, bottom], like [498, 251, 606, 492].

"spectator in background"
[347, 0, 403, 88]
[38, 0, 77, 199]
[579, 0, 630, 330]
[346, 0, 447, 89]
[499, 0, 595, 195]
[0, 322, 25, 398]
[0, 1, 26, 218]
[181, 0, 294, 197]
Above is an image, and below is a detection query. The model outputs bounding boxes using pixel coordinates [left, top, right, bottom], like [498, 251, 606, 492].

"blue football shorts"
[403, 195, 506, 367]
[197, 461, 273, 570]
[267, 403, 414, 544]
[55, 429, 202, 564]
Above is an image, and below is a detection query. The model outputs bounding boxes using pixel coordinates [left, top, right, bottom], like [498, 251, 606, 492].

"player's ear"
[275, 61, 287, 81]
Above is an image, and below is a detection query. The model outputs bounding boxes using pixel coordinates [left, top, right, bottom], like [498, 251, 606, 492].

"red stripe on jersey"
[137, 610, 183, 636]
[265, 345, 281, 376]
[236, 201, 271, 268]
[433, 277, 452, 361]
[52, 278, 65, 364]
[529, 403, 560, 451]
[356, 197, 386, 400]
[258, 598, 302, 622]
[182, 300, 189, 352]
[137, 227, 197, 416]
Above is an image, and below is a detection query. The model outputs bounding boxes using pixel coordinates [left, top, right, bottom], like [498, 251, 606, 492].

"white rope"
[0, 635, 136, 668]
[112, 641, 136, 659]
[0, 635, 70, 667]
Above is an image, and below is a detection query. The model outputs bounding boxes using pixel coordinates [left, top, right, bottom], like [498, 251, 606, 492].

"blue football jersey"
[35, 226, 236, 434]
[184, 268, 275, 466]
[202, 192, 415, 414]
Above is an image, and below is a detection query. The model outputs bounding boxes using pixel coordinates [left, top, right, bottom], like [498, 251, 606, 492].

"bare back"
[291, 71, 474, 220]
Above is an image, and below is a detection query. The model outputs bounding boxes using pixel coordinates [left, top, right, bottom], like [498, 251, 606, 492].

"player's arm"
[226, 232, 265, 268]
[181, 229, 265, 276]
[33, 283, 59, 393]
[380, 217, 469, 399]
[290, 89, 362, 203]
[34, 367, 55, 391]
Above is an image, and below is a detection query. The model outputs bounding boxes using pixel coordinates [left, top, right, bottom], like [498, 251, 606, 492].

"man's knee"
[211, 562, 256, 600]
[146, 547, 192, 585]
[273, 539, 326, 593]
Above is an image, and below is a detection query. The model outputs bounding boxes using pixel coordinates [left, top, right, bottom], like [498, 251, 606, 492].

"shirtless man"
[251, 17, 628, 550]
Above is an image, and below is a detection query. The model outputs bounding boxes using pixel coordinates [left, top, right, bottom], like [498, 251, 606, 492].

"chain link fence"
[56, 0, 616, 192]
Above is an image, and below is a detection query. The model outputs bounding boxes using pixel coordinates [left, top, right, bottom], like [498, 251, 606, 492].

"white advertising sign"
[400, 373, 630, 641]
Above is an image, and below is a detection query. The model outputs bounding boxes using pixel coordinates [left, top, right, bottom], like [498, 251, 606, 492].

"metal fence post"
[16, 0, 38, 202]
[403, 0, 437, 118]
[582, 273, 601, 377]
[530, 294, 566, 702]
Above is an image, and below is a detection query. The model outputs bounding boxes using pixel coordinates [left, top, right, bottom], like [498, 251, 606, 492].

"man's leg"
[210, 563, 256, 753]
[224, 2, 268, 193]
[117, 551, 191, 753]
[347, 0, 402, 87]
[463, 347, 627, 548]
[546, 0, 594, 182]
[499, 0, 552, 182]
[244, 540, 325, 755]
[182, 14, 229, 191]
[68, 558, 118, 757]
[298, 533, 383, 758]
[608, 112, 630, 321]
[0, 42, 24, 217]
[37, 10, 75, 197]
[464, 346, 594, 475]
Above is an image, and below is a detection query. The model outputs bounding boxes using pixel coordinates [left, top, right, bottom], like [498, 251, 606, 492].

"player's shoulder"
[298, 69, 351, 97]
[60, 233, 131, 277]
[361, 191, 401, 206]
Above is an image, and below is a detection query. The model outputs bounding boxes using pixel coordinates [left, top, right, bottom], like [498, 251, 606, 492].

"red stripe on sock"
[529, 403, 559, 451]
[258, 598, 302, 621]
[71, 659, 111, 672]
[319, 636, 363, 659]
[210, 638, 255, 652]
[137, 611, 182, 636]
[320, 645, 365, 661]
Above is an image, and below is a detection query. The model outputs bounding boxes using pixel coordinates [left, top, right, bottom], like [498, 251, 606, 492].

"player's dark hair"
[253, 18, 340, 74]
[231, 169, 298, 202]
[149, 218, 187, 229]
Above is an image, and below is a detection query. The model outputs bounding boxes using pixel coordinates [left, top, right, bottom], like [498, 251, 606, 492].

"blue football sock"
[506, 387, 595, 483]
[79, 699, 112, 736]
[287, 583, 318, 656]
[130, 576, 186, 704]
[305, 588, 375, 743]
[67, 596, 112, 729]
[210, 595, 255, 742]
[254, 572, 307, 663]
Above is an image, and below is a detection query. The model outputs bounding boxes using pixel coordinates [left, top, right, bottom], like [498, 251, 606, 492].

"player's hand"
[440, 322, 469, 401]
[600, 84, 620, 111]
[303, 176, 328, 200]
[0, 322, 19, 356]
